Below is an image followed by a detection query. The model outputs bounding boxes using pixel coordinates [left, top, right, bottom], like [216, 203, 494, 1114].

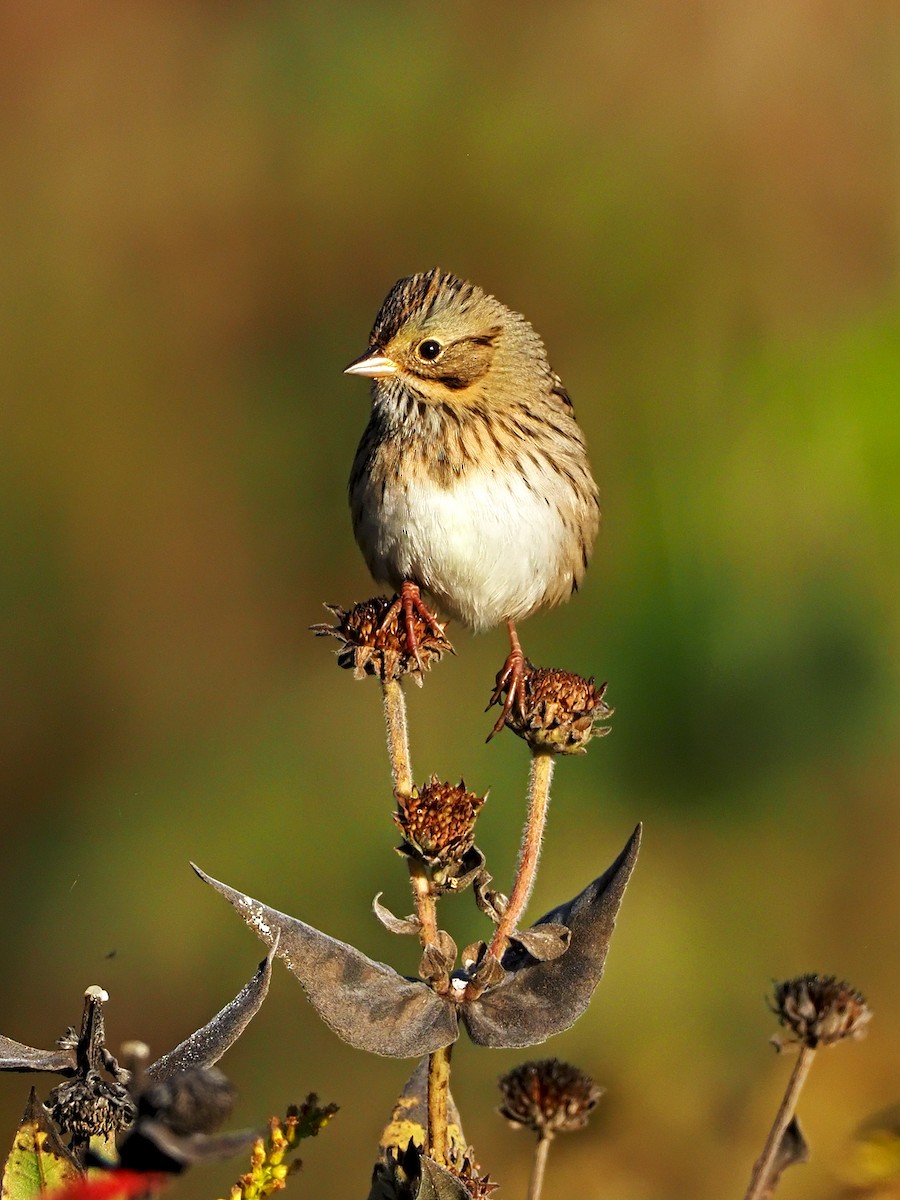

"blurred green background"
[1, 4, 898, 1197]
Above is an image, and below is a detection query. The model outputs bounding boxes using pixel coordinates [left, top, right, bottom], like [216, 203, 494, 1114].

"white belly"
[355, 464, 574, 630]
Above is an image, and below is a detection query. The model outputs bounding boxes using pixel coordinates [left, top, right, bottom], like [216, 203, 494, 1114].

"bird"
[344, 269, 600, 737]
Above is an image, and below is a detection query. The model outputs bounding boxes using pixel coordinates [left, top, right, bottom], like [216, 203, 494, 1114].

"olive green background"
[1, 5, 898, 1198]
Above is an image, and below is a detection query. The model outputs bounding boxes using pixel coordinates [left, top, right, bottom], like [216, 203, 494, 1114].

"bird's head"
[344, 269, 549, 409]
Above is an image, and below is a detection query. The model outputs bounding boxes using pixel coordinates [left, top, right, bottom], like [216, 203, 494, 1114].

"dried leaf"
[193, 866, 458, 1057]
[373, 896, 421, 937]
[508, 923, 571, 962]
[467, 954, 506, 996]
[763, 1117, 809, 1196]
[419, 934, 457, 987]
[0, 1039, 75, 1077]
[195, 827, 640, 1058]
[378, 1060, 467, 1167]
[460, 942, 486, 971]
[461, 825, 641, 1047]
[473, 874, 506, 924]
[147, 947, 274, 1083]
[416, 1156, 473, 1200]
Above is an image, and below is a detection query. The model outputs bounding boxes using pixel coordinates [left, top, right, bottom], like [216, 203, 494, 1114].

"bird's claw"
[486, 649, 528, 741]
[380, 582, 446, 671]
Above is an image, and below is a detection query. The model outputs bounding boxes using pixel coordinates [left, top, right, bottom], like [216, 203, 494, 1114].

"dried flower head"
[47, 1074, 135, 1140]
[497, 666, 612, 754]
[497, 1059, 604, 1138]
[395, 777, 487, 884]
[770, 974, 871, 1049]
[450, 1153, 499, 1198]
[312, 598, 452, 685]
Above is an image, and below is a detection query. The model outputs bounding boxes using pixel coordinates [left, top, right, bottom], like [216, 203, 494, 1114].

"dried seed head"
[497, 1059, 604, 1138]
[311, 598, 452, 684]
[501, 666, 612, 754]
[47, 1075, 135, 1139]
[395, 777, 486, 872]
[770, 974, 871, 1049]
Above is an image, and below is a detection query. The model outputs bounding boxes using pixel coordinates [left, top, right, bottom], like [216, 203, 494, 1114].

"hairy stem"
[427, 1043, 453, 1166]
[743, 1045, 817, 1200]
[381, 677, 413, 798]
[527, 1134, 552, 1200]
[488, 749, 555, 960]
[408, 860, 439, 947]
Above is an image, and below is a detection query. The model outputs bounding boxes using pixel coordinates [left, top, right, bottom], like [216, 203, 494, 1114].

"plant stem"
[381, 676, 452, 1165]
[381, 677, 413, 798]
[743, 1044, 817, 1200]
[426, 1043, 453, 1165]
[488, 749, 555, 960]
[527, 1134, 552, 1200]
[408, 860, 439, 946]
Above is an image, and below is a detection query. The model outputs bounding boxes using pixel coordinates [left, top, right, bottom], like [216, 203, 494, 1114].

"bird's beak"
[344, 350, 399, 378]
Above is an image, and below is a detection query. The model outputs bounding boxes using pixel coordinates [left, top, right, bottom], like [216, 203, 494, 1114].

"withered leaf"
[460, 942, 486, 971]
[765, 1117, 809, 1195]
[193, 866, 459, 1057]
[0, 1039, 75, 1077]
[195, 825, 640, 1058]
[508, 923, 571, 962]
[378, 1059, 467, 1168]
[461, 824, 641, 1047]
[147, 946, 274, 1083]
[419, 933, 457, 987]
[473, 874, 507, 923]
[432, 847, 486, 895]
[467, 953, 506, 996]
[416, 1156, 474, 1200]
[373, 895, 422, 937]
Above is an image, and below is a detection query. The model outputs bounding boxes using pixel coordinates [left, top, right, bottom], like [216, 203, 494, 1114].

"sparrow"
[345, 269, 600, 737]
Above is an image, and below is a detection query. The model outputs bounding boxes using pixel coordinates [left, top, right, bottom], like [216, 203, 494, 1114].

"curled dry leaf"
[507, 923, 571, 963]
[419, 933, 458, 989]
[473, 873, 507, 924]
[373, 895, 422, 937]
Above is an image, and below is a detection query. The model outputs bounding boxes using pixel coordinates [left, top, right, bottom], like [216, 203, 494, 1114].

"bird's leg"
[379, 580, 446, 666]
[487, 619, 528, 740]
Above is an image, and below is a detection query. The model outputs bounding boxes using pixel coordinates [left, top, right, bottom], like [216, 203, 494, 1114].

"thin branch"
[527, 1134, 552, 1200]
[743, 1044, 817, 1200]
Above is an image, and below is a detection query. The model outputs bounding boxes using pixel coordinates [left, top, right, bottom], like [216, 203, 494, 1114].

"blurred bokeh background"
[1, 3, 898, 1197]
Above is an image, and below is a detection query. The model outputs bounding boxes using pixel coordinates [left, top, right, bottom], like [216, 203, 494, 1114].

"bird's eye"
[417, 339, 442, 362]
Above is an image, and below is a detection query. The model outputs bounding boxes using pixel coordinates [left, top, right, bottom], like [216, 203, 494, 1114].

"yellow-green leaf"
[1, 1090, 82, 1200]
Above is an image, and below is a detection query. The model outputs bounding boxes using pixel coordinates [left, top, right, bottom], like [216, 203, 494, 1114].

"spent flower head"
[394, 777, 486, 874]
[497, 1059, 604, 1139]
[449, 1153, 499, 1198]
[770, 974, 871, 1050]
[312, 598, 452, 685]
[498, 666, 612, 754]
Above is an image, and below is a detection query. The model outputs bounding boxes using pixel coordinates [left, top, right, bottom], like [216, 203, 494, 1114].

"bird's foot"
[486, 643, 528, 741]
[380, 581, 447, 669]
